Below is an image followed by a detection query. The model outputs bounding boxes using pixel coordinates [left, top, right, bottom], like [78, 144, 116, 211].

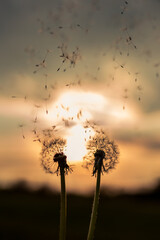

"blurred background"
[0, 181, 160, 240]
[0, 0, 160, 239]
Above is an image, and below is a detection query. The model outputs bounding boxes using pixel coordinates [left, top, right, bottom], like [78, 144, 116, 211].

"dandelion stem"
[59, 167, 67, 240]
[87, 167, 101, 240]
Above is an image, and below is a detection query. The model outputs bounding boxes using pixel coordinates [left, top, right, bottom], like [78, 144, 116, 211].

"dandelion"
[83, 127, 119, 240]
[40, 132, 72, 240]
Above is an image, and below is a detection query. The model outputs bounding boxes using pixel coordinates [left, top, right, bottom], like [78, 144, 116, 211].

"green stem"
[59, 167, 67, 240]
[87, 167, 101, 240]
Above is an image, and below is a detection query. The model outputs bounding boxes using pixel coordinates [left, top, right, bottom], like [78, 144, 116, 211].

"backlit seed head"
[40, 136, 72, 175]
[83, 128, 119, 176]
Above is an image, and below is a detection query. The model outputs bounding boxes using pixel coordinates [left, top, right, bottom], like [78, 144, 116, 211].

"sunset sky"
[0, 0, 160, 194]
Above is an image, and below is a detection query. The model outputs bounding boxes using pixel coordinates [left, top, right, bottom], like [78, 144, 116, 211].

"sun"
[64, 125, 94, 163]
[44, 90, 106, 163]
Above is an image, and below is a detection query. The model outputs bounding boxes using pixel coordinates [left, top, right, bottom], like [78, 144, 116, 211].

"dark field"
[0, 183, 160, 240]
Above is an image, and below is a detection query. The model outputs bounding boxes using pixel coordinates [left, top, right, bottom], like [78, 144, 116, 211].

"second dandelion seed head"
[83, 126, 119, 176]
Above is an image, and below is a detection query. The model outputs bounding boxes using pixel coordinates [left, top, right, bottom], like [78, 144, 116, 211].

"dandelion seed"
[121, 0, 128, 14]
[137, 85, 143, 91]
[34, 104, 41, 109]
[33, 117, 38, 124]
[18, 124, 26, 139]
[32, 129, 37, 135]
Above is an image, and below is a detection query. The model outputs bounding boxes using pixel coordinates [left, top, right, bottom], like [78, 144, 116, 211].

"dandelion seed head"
[83, 127, 119, 175]
[40, 135, 69, 175]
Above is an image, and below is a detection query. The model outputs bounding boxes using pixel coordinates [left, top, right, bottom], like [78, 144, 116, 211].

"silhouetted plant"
[40, 133, 72, 240]
[83, 127, 119, 240]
